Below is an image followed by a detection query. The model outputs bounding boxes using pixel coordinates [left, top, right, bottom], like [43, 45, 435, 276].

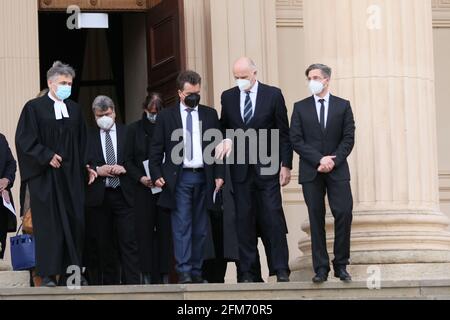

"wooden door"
[146, 0, 186, 106]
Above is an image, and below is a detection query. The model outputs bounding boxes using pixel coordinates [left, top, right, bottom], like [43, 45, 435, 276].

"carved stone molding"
[433, 0, 450, 27]
[276, 0, 450, 28]
[276, 0, 303, 27]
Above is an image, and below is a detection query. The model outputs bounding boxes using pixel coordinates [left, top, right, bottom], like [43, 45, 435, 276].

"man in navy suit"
[290, 64, 355, 283]
[150, 70, 224, 284]
[219, 57, 293, 283]
[0, 133, 17, 259]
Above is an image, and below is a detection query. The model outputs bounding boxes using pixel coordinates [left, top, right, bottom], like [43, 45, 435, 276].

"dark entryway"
[38, 0, 185, 126]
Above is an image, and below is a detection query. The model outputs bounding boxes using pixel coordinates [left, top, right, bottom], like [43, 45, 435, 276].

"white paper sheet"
[143, 160, 163, 195]
[2, 194, 16, 217]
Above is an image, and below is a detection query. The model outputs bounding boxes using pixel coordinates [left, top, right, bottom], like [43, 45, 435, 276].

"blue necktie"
[244, 92, 253, 125]
[185, 108, 194, 161]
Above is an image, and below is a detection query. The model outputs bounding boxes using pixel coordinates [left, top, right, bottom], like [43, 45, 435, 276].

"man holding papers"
[149, 71, 224, 284]
[125, 93, 171, 285]
[0, 133, 17, 259]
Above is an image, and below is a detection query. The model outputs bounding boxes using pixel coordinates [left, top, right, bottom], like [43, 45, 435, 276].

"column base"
[290, 253, 450, 282]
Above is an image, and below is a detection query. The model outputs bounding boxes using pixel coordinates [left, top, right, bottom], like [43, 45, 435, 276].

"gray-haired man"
[85, 95, 140, 285]
[15, 61, 88, 287]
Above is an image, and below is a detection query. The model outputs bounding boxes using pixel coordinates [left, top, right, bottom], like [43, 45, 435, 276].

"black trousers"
[134, 185, 171, 281]
[0, 210, 7, 259]
[86, 188, 140, 285]
[302, 174, 353, 274]
[233, 168, 289, 277]
[202, 209, 228, 283]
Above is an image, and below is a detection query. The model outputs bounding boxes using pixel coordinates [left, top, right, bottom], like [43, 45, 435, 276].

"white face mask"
[147, 112, 157, 124]
[96, 116, 115, 131]
[236, 79, 252, 91]
[309, 80, 325, 95]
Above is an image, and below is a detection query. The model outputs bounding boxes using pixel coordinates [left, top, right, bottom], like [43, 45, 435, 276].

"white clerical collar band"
[48, 93, 69, 120]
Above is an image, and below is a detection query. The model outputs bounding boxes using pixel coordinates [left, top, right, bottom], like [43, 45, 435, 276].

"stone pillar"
[0, 0, 38, 286]
[208, 0, 280, 112]
[291, 0, 450, 281]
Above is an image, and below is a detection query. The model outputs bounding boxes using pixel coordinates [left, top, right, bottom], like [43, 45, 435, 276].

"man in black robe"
[15, 61, 88, 287]
[0, 133, 17, 259]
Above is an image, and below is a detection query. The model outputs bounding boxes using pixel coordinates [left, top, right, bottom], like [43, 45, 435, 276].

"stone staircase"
[0, 280, 449, 300]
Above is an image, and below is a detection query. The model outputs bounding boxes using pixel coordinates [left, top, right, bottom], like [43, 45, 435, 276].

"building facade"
[1, 0, 450, 282]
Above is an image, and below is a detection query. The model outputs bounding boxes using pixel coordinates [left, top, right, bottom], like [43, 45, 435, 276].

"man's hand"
[2, 190, 10, 204]
[215, 139, 233, 160]
[110, 165, 127, 176]
[140, 176, 153, 188]
[318, 156, 336, 173]
[280, 167, 292, 187]
[155, 177, 166, 188]
[0, 178, 9, 193]
[319, 156, 336, 172]
[97, 165, 114, 178]
[215, 178, 225, 192]
[50, 154, 63, 169]
[87, 166, 98, 185]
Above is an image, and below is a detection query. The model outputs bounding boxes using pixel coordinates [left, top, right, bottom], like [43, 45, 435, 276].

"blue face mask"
[56, 85, 72, 101]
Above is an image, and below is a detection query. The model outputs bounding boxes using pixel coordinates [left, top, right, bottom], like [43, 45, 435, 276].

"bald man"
[219, 57, 293, 283]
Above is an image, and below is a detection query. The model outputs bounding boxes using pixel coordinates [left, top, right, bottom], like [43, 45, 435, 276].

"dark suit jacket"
[0, 133, 17, 232]
[85, 124, 134, 207]
[125, 114, 155, 185]
[220, 83, 293, 182]
[290, 94, 356, 184]
[149, 104, 224, 210]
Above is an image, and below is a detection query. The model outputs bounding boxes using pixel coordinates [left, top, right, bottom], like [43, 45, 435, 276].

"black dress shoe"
[80, 275, 89, 286]
[239, 272, 254, 283]
[142, 273, 152, 285]
[334, 268, 352, 282]
[276, 270, 290, 283]
[312, 271, 329, 284]
[178, 272, 192, 284]
[161, 274, 169, 284]
[41, 276, 57, 288]
[192, 275, 208, 284]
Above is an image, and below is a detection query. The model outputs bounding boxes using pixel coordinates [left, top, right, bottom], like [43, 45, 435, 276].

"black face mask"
[184, 93, 201, 109]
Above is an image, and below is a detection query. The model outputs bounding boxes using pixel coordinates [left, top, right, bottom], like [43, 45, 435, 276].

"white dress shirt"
[180, 103, 204, 169]
[48, 92, 69, 120]
[240, 81, 259, 122]
[100, 124, 118, 187]
[314, 91, 331, 128]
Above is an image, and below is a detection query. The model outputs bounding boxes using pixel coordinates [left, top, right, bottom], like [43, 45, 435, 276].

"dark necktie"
[105, 131, 120, 188]
[185, 108, 194, 161]
[244, 92, 253, 125]
[319, 99, 326, 133]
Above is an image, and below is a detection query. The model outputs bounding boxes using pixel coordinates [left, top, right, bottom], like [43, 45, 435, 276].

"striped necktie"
[105, 131, 120, 188]
[244, 91, 253, 125]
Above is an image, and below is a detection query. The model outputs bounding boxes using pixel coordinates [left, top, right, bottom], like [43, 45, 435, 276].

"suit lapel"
[172, 104, 183, 130]
[95, 128, 106, 164]
[198, 106, 207, 150]
[231, 88, 245, 127]
[308, 96, 323, 136]
[116, 124, 123, 164]
[250, 83, 266, 127]
[325, 94, 336, 137]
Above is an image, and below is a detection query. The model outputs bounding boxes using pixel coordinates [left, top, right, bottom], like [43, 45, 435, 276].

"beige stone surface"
[289, 0, 450, 279]
[1, 281, 450, 300]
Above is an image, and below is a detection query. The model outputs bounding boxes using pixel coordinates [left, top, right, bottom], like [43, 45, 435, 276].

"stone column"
[291, 0, 450, 281]
[208, 0, 280, 112]
[0, 0, 39, 286]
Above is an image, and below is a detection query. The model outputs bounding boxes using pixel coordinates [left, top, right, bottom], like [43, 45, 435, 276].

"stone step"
[0, 271, 30, 288]
[0, 280, 449, 300]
